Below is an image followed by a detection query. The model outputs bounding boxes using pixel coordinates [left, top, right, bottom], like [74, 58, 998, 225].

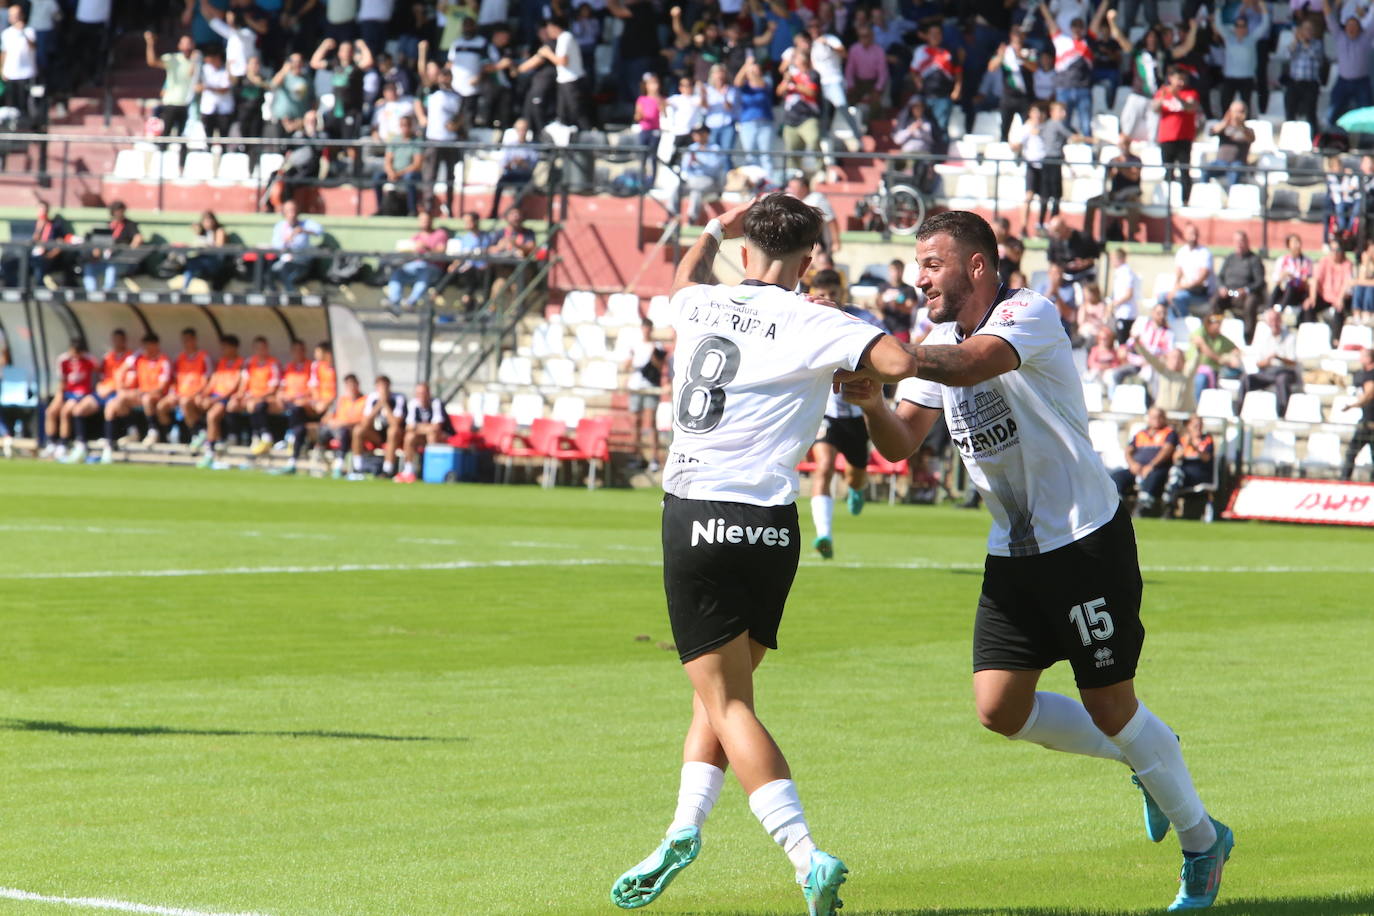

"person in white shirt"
[1160, 223, 1215, 319]
[538, 14, 591, 130]
[0, 4, 36, 111]
[664, 75, 703, 157]
[803, 19, 862, 148]
[623, 316, 667, 471]
[195, 46, 235, 140]
[415, 62, 464, 215]
[201, 0, 260, 79]
[837, 210, 1233, 913]
[269, 200, 324, 291]
[609, 193, 921, 915]
[370, 80, 416, 142]
[447, 17, 488, 98]
[1109, 247, 1140, 343]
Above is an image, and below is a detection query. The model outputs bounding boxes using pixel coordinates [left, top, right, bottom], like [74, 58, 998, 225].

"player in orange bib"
[196, 335, 247, 468]
[154, 327, 212, 446]
[242, 335, 282, 456]
[319, 372, 366, 478]
[100, 332, 172, 463]
[277, 340, 337, 475]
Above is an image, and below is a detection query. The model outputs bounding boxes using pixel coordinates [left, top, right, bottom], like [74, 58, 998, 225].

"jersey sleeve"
[973, 293, 1065, 369]
[666, 284, 705, 328]
[895, 375, 943, 409]
[795, 306, 886, 374]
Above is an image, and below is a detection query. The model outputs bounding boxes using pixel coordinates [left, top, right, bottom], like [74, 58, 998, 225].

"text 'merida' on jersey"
[898, 286, 1119, 558]
[663, 281, 885, 508]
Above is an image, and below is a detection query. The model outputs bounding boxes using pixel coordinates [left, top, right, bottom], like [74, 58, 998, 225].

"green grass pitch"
[1, 462, 1371, 916]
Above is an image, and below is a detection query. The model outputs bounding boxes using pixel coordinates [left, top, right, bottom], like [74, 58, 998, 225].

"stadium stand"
[0, 0, 1371, 502]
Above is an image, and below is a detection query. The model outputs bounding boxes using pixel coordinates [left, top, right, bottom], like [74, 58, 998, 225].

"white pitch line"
[0, 557, 623, 581]
[0, 886, 271, 916]
[820, 559, 1374, 574]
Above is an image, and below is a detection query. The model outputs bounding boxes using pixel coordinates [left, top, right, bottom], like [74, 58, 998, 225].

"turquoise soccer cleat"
[802, 850, 848, 916]
[846, 488, 864, 516]
[813, 536, 834, 560]
[609, 826, 701, 909]
[1131, 773, 1171, 843]
[1167, 818, 1234, 912]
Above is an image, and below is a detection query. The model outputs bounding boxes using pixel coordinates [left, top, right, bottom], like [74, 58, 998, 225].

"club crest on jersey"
[993, 307, 1016, 327]
[690, 518, 793, 548]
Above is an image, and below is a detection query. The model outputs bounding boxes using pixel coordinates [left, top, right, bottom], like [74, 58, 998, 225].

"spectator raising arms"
[1323, 0, 1374, 125]
[989, 27, 1035, 142]
[144, 31, 199, 145]
[908, 23, 961, 141]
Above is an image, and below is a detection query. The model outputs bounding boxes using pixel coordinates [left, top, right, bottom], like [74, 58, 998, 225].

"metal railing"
[0, 129, 1339, 251]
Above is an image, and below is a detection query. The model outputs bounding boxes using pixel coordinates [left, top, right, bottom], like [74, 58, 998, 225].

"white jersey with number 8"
[663, 280, 885, 507]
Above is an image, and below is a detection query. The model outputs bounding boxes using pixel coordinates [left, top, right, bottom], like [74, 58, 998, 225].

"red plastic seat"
[446, 412, 476, 449]
[866, 449, 911, 505]
[549, 416, 612, 489]
[504, 417, 567, 485]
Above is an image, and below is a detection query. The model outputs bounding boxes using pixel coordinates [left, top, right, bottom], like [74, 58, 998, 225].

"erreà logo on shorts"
[691, 519, 793, 548]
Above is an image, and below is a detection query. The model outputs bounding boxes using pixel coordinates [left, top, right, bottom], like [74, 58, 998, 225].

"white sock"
[1009, 692, 1127, 762]
[403, 461, 415, 475]
[749, 779, 817, 881]
[1109, 702, 1216, 853]
[352, 454, 363, 471]
[382, 460, 394, 474]
[667, 761, 725, 835]
[810, 495, 833, 539]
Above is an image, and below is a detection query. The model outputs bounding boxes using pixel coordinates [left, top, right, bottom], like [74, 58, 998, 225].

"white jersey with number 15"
[663, 280, 885, 507]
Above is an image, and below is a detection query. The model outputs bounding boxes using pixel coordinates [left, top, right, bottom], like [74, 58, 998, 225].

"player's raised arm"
[670, 199, 755, 296]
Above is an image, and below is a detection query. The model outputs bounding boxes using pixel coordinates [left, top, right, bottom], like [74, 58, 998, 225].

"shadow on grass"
[0, 718, 466, 743]
[814, 895, 1374, 916]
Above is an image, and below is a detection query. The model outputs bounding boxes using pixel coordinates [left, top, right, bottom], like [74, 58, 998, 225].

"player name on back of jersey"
[690, 517, 792, 548]
[682, 294, 779, 340]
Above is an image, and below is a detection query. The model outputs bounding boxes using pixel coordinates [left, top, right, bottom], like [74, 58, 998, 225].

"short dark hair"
[915, 210, 999, 273]
[316, 341, 332, 353]
[112, 328, 127, 338]
[71, 336, 86, 351]
[742, 192, 824, 259]
[182, 326, 197, 337]
[253, 335, 267, 345]
[810, 269, 842, 290]
[1166, 64, 1187, 80]
[142, 332, 159, 344]
[377, 374, 392, 386]
[344, 373, 359, 385]
[547, 14, 569, 29]
[221, 334, 240, 347]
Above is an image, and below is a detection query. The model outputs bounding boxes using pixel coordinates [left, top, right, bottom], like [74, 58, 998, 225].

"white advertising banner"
[1225, 476, 1374, 527]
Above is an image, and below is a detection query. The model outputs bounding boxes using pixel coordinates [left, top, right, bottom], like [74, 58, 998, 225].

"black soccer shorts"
[817, 416, 871, 471]
[973, 503, 1145, 689]
[662, 494, 801, 664]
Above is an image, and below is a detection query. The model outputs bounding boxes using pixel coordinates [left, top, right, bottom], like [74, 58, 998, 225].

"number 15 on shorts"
[1069, 598, 1114, 646]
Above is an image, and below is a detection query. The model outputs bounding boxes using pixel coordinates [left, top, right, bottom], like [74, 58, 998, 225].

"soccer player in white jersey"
[806, 267, 885, 559]
[609, 194, 923, 916]
[838, 211, 1233, 912]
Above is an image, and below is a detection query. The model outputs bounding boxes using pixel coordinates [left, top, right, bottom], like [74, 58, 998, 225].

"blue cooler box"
[421, 445, 477, 483]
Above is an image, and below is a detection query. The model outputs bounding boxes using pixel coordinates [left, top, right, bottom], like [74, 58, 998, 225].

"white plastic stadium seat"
[647, 294, 673, 328]
[1239, 390, 1279, 424]
[1196, 388, 1237, 421]
[1255, 429, 1297, 468]
[1303, 431, 1344, 471]
[951, 174, 990, 202]
[561, 290, 598, 324]
[1282, 392, 1324, 424]
[479, 391, 503, 418]
[1219, 317, 1247, 347]
[1277, 121, 1313, 154]
[530, 321, 566, 358]
[578, 360, 619, 390]
[497, 355, 533, 387]
[572, 324, 608, 360]
[971, 111, 1001, 138]
[151, 148, 181, 181]
[1109, 384, 1148, 415]
[1245, 119, 1276, 154]
[510, 392, 545, 426]
[1329, 396, 1363, 425]
[1081, 381, 1105, 413]
[112, 149, 147, 181]
[215, 151, 252, 183]
[1226, 183, 1263, 217]
[1338, 324, 1374, 351]
[610, 325, 641, 361]
[254, 151, 285, 179]
[551, 395, 586, 426]
[601, 292, 642, 327]
[1295, 322, 1333, 362]
[1185, 183, 1225, 211]
[542, 358, 577, 389]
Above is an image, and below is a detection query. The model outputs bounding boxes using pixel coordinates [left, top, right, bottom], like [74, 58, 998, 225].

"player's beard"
[927, 268, 973, 324]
